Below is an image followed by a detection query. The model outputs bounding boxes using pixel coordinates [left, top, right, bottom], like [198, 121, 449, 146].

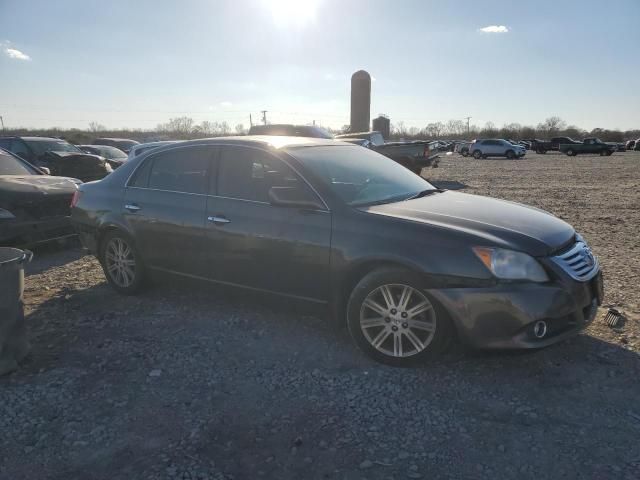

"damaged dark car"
[71, 138, 603, 366]
[0, 148, 80, 247]
[0, 136, 112, 182]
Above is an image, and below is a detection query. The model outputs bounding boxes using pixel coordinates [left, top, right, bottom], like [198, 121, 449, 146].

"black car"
[92, 138, 140, 153]
[0, 136, 112, 182]
[0, 148, 80, 246]
[78, 144, 128, 169]
[71, 137, 603, 366]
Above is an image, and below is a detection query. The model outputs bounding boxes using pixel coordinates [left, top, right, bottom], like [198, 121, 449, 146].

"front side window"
[217, 146, 313, 203]
[145, 146, 211, 194]
[289, 145, 435, 207]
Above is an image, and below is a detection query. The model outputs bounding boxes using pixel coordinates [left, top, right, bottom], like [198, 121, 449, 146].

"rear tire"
[473, 150, 482, 159]
[346, 268, 453, 367]
[566, 149, 575, 156]
[99, 230, 146, 295]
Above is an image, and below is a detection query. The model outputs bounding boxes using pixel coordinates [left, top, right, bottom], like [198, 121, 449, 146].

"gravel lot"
[2, 151, 640, 480]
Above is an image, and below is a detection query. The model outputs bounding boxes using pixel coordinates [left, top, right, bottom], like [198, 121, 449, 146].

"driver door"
[204, 146, 332, 302]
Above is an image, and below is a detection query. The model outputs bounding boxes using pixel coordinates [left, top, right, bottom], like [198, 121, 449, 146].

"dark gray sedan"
[71, 137, 603, 366]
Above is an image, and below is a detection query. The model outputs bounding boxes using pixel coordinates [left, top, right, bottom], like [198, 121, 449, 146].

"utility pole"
[464, 116, 472, 136]
[261, 110, 268, 125]
[249, 114, 253, 127]
[0, 115, 4, 131]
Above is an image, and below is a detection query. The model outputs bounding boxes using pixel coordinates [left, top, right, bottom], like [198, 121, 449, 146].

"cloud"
[323, 73, 334, 80]
[479, 25, 509, 33]
[220, 101, 233, 107]
[4, 47, 31, 60]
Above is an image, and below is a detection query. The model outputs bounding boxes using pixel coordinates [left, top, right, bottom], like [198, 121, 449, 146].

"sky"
[1, 0, 639, 131]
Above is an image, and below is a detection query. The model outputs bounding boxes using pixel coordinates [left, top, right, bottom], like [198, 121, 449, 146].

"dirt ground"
[1, 151, 640, 480]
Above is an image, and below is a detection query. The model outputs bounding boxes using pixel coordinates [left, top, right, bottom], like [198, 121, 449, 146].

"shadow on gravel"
[25, 239, 85, 276]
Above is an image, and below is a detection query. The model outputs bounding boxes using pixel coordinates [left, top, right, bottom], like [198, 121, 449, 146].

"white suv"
[469, 139, 526, 159]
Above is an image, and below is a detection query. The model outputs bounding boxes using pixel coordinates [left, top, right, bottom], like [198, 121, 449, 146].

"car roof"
[0, 136, 65, 141]
[163, 136, 355, 150]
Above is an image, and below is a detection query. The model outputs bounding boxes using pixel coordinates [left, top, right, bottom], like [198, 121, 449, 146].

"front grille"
[551, 241, 599, 281]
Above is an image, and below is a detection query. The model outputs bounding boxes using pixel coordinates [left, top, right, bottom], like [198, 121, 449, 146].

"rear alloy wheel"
[347, 269, 452, 366]
[473, 150, 482, 159]
[506, 150, 515, 159]
[100, 231, 145, 294]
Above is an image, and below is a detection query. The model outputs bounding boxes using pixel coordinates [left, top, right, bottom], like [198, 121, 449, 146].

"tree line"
[384, 117, 640, 143]
[3, 116, 639, 145]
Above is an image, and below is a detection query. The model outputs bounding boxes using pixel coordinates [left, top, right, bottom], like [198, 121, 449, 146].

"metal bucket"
[0, 248, 33, 376]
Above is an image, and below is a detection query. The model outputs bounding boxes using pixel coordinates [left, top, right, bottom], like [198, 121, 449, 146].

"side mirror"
[268, 186, 325, 210]
[40, 167, 51, 175]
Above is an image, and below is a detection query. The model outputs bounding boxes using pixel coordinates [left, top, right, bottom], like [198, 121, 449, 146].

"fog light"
[533, 321, 548, 339]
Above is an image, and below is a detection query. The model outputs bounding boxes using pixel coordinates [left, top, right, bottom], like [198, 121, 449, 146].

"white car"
[468, 139, 526, 159]
[126, 141, 182, 161]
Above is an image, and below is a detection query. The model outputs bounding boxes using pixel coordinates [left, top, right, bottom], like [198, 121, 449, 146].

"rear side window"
[135, 146, 212, 194]
[217, 146, 305, 203]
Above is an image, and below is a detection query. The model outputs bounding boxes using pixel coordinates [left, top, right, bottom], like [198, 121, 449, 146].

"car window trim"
[125, 143, 212, 193]
[125, 142, 330, 212]
[215, 144, 331, 212]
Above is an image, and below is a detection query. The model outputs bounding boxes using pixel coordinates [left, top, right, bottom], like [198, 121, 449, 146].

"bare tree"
[157, 116, 195, 138]
[424, 122, 445, 139]
[234, 123, 246, 135]
[537, 116, 566, 136]
[88, 121, 106, 133]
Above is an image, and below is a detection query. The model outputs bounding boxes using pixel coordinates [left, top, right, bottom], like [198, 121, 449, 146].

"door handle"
[207, 215, 230, 225]
[125, 204, 141, 212]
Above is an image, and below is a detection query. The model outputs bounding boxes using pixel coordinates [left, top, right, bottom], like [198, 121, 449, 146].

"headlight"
[0, 208, 16, 219]
[473, 247, 549, 282]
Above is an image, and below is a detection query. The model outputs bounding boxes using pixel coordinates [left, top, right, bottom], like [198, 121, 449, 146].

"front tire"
[346, 268, 453, 366]
[99, 231, 146, 295]
[506, 150, 515, 159]
[472, 150, 482, 159]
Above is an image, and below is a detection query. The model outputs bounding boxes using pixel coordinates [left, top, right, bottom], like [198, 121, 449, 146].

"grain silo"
[350, 70, 371, 133]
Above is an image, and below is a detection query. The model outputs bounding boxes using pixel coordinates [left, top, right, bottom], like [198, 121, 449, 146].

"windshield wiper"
[407, 188, 442, 200]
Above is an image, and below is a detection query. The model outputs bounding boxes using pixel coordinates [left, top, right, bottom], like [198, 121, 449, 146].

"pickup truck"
[530, 137, 581, 154]
[335, 131, 439, 174]
[559, 137, 617, 156]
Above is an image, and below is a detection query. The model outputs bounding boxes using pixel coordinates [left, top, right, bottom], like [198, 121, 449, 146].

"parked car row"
[0, 135, 180, 247]
[0, 148, 80, 246]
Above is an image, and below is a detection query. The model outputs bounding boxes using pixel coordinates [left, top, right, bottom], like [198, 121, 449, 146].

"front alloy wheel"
[347, 268, 452, 366]
[360, 284, 436, 358]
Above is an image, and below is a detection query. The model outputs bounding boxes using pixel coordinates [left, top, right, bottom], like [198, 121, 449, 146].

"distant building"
[350, 70, 371, 133]
[372, 115, 390, 140]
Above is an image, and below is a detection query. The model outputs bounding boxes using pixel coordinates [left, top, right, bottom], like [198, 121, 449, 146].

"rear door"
[204, 145, 332, 301]
[123, 145, 214, 276]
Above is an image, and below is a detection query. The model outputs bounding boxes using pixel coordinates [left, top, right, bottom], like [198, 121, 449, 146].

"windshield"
[94, 145, 127, 159]
[289, 145, 435, 206]
[0, 150, 36, 175]
[25, 139, 82, 155]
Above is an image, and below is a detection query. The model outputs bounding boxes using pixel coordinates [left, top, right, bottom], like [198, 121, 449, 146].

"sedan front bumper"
[428, 273, 601, 349]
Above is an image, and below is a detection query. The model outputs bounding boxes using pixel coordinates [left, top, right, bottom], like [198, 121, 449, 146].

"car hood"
[362, 191, 575, 257]
[0, 175, 79, 195]
[0, 175, 78, 217]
